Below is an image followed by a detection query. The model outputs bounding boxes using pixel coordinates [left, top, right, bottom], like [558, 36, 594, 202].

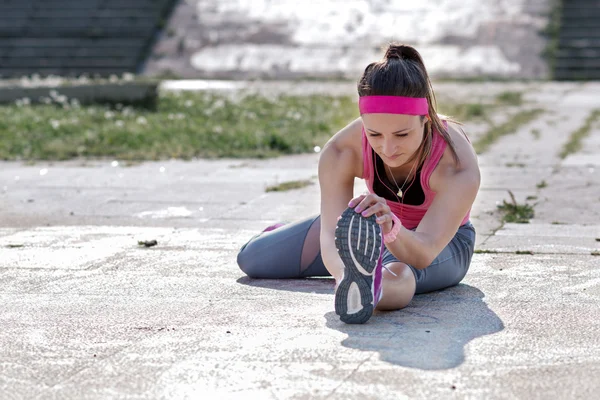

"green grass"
[0, 88, 542, 161]
[497, 190, 535, 223]
[266, 179, 314, 192]
[438, 102, 486, 121]
[559, 109, 600, 159]
[473, 109, 545, 154]
[516, 250, 534, 255]
[473, 249, 499, 254]
[540, 0, 563, 78]
[495, 91, 523, 106]
[536, 180, 548, 189]
[0, 92, 358, 160]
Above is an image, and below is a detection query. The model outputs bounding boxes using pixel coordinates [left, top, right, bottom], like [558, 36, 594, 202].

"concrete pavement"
[1, 81, 600, 399]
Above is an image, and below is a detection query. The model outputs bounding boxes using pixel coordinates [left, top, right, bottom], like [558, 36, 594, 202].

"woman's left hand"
[347, 193, 397, 235]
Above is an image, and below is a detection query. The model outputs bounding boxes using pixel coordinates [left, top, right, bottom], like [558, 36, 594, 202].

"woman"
[237, 43, 480, 324]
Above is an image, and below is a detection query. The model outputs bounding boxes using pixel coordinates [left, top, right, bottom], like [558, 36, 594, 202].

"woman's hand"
[347, 193, 398, 235]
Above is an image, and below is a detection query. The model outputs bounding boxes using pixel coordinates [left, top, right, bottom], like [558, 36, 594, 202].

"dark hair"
[358, 43, 459, 169]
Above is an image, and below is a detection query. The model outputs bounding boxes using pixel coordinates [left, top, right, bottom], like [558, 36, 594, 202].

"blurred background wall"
[0, 0, 597, 81]
[145, 0, 553, 80]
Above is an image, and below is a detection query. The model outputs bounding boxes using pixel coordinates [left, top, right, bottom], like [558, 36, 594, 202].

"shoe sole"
[334, 207, 382, 324]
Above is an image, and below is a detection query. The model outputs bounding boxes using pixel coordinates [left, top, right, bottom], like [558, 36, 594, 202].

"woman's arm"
[318, 120, 363, 283]
[386, 123, 480, 269]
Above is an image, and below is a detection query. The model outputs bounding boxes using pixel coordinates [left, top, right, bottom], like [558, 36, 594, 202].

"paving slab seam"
[325, 354, 376, 399]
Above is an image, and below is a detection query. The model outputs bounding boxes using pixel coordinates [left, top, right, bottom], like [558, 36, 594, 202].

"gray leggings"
[237, 216, 476, 294]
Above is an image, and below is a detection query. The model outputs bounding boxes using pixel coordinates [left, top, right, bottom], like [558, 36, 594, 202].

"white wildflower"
[115, 120, 124, 128]
[136, 116, 148, 125]
[184, 100, 193, 108]
[50, 120, 60, 129]
[104, 111, 115, 119]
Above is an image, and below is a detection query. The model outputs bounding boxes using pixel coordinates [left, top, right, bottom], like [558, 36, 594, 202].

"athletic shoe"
[334, 207, 384, 324]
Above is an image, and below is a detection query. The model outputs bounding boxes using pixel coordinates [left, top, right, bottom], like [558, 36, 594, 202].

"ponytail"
[358, 43, 460, 169]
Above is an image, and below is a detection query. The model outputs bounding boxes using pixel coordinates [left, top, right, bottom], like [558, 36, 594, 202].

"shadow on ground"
[326, 284, 504, 370]
[237, 278, 504, 370]
[236, 276, 335, 294]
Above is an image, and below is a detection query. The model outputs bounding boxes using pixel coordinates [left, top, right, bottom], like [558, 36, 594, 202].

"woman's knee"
[237, 240, 261, 278]
[376, 262, 416, 311]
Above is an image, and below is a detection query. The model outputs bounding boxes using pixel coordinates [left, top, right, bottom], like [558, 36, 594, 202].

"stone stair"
[554, 0, 600, 80]
[0, 0, 177, 78]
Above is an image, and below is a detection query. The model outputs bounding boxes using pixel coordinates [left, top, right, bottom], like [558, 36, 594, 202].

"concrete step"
[0, 67, 132, 78]
[558, 38, 600, 48]
[555, 58, 600, 68]
[554, 69, 600, 80]
[556, 48, 600, 58]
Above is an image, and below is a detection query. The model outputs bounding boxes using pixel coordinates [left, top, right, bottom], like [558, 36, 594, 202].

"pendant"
[397, 189, 403, 198]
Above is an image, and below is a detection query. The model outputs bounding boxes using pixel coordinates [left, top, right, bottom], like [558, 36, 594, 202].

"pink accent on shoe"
[372, 241, 385, 307]
[262, 223, 286, 233]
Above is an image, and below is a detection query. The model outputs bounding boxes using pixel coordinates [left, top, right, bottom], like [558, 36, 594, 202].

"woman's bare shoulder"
[431, 120, 480, 189]
[320, 117, 364, 178]
[441, 120, 477, 168]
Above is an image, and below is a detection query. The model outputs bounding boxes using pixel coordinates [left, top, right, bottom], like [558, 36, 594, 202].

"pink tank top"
[361, 122, 471, 230]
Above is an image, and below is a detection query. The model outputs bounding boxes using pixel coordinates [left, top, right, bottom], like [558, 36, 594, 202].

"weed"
[474, 109, 545, 154]
[516, 250, 534, 255]
[495, 91, 523, 106]
[497, 190, 535, 223]
[437, 102, 486, 121]
[266, 179, 313, 192]
[559, 109, 600, 159]
[536, 180, 548, 189]
[540, 0, 563, 77]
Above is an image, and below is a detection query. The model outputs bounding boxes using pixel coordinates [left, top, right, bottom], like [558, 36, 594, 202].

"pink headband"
[359, 96, 429, 116]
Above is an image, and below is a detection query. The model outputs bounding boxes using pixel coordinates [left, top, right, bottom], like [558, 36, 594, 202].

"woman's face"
[361, 113, 426, 169]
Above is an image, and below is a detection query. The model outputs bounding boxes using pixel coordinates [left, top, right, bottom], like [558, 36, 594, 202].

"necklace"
[387, 162, 416, 199]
